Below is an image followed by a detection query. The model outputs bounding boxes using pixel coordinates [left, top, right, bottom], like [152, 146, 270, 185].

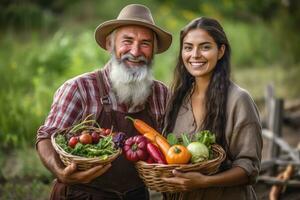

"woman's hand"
[57, 163, 111, 184]
[162, 167, 249, 191]
[161, 170, 211, 191]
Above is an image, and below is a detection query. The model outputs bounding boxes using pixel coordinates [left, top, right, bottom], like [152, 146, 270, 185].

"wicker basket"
[51, 131, 121, 171]
[135, 144, 226, 193]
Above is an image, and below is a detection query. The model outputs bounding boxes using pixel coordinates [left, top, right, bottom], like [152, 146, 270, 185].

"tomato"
[68, 136, 78, 148]
[166, 145, 191, 164]
[104, 129, 111, 136]
[79, 133, 92, 144]
[98, 128, 110, 136]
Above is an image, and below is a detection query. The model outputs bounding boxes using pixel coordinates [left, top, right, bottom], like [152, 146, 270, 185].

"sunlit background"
[0, 0, 299, 199]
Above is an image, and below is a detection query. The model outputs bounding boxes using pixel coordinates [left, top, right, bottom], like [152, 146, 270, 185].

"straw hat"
[95, 4, 172, 54]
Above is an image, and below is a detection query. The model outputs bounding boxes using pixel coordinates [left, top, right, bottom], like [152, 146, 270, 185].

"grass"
[0, 148, 52, 200]
[1, 148, 51, 180]
[0, 179, 51, 200]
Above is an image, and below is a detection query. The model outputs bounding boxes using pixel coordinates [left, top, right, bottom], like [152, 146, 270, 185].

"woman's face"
[182, 28, 224, 79]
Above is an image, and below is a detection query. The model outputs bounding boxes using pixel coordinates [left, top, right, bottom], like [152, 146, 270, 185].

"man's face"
[113, 25, 154, 68]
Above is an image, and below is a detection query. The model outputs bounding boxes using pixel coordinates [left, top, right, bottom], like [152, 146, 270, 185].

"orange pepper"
[155, 135, 171, 158]
[144, 133, 156, 143]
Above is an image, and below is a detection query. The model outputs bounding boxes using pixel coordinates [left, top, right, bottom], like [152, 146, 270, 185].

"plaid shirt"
[36, 62, 168, 144]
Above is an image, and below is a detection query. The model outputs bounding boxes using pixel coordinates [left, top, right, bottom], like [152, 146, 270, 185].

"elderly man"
[36, 4, 172, 200]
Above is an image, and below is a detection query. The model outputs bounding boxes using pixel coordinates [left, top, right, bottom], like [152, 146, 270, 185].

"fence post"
[265, 85, 284, 175]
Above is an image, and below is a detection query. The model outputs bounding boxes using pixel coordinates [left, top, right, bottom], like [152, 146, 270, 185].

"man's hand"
[57, 163, 111, 184]
[37, 139, 111, 184]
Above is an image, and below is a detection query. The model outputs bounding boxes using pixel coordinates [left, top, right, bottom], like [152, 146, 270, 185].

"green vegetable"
[187, 142, 209, 163]
[195, 130, 216, 147]
[69, 114, 100, 133]
[194, 130, 216, 159]
[167, 133, 191, 147]
[55, 134, 117, 158]
[55, 134, 72, 152]
[181, 133, 191, 147]
[167, 133, 178, 146]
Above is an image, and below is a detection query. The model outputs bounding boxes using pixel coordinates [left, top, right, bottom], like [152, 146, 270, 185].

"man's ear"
[218, 44, 225, 60]
[106, 36, 113, 53]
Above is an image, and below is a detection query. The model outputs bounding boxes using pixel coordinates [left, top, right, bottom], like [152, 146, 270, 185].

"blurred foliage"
[158, 0, 300, 22]
[0, 0, 299, 150]
[158, 0, 300, 64]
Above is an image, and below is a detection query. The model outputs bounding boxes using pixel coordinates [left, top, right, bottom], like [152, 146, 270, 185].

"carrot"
[125, 116, 171, 157]
[125, 116, 160, 136]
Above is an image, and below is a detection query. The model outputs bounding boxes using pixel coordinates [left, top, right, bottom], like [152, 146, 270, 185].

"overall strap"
[145, 102, 159, 132]
[95, 70, 112, 113]
[95, 69, 118, 131]
[95, 69, 159, 132]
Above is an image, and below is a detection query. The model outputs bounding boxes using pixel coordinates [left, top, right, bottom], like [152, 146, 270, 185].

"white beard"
[109, 55, 154, 108]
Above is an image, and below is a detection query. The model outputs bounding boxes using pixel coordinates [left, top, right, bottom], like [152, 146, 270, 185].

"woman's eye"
[183, 46, 192, 51]
[201, 45, 211, 50]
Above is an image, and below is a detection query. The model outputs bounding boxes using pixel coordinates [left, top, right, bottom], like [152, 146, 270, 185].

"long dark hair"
[164, 17, 231, 157]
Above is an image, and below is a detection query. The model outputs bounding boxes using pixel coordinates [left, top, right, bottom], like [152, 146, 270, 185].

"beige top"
[165, 82, 263, 200]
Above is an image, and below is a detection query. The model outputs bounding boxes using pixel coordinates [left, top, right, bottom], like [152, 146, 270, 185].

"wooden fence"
[258, 84, 300, 196]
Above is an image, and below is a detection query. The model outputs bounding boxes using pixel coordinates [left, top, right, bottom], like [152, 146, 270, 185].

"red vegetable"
[146, 156, 155, 164]
[125, 116, 170, 156]
[147, 143, 167, 164]
[91, 132, 100, 144]
[104, 129, 111, 136]
[123, 135, 149, 162]
[68, 136, 78, 148]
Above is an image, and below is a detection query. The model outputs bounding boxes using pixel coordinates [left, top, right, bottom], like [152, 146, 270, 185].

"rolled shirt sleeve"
[36, 80, 83, 145]
[231, 122, 262, 184]
[227, 86, 263, 184]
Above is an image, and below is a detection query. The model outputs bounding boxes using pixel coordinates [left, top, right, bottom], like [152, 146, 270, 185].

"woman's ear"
[218, 44, 225, 60]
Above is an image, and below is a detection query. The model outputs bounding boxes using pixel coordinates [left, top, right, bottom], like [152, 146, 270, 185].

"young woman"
[163, 17, 263, 200]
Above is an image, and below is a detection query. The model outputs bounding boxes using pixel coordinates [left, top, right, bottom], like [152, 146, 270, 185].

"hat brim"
[95, 19, 172, 54]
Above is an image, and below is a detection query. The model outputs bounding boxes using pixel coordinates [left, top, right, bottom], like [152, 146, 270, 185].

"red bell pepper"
[146, 143, 167, 164]
[123, 135, 149, 162]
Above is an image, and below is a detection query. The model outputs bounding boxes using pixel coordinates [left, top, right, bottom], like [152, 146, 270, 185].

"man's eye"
[141, 42, 151, 47]
[123, 40, 132, 44]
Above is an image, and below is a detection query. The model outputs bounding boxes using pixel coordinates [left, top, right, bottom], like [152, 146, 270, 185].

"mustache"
[120, 53, 149, 65]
